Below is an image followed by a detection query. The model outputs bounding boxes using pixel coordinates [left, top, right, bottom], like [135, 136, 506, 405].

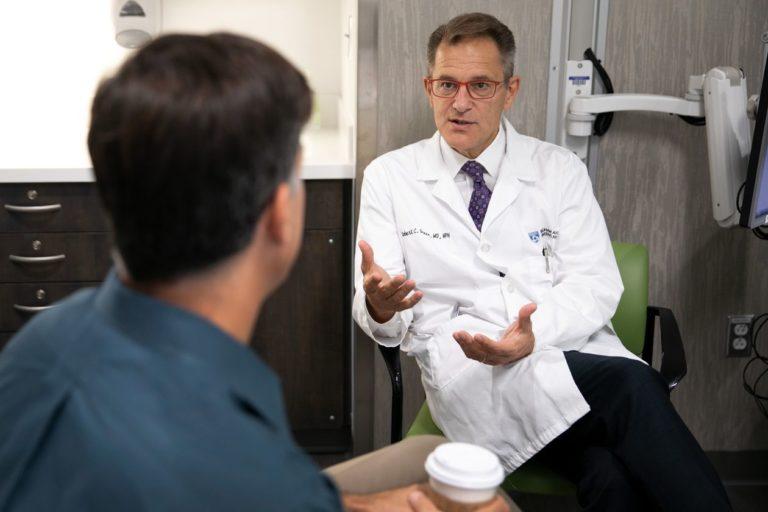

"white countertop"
[0, 129, 354, 182]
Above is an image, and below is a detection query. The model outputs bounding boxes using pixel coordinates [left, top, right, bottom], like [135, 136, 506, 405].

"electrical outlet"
[727, 315, 754, 357]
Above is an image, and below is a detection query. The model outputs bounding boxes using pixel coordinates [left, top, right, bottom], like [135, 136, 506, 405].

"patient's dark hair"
[427, 12, 516, 79]
[88, 33, 312, 281]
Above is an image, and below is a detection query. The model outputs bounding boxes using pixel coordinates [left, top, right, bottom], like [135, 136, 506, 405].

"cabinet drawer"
[0, 233, 112, 282]
[0, 183, 109, 233]
[0, 282, 97, 331]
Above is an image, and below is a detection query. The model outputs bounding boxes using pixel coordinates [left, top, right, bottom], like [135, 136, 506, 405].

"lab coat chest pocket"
[497, 218, 558, 302]
[524, 254, 556, 302]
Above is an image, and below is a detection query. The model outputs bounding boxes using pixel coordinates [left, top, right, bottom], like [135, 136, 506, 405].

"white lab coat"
[353, 118, 641, 472]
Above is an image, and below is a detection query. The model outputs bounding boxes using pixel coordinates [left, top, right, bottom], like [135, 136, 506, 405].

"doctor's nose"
[451, 85, 473, 112]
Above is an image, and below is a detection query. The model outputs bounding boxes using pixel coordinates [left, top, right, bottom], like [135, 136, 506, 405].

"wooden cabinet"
[0, 183, 111, 346]
[253, 181, 352, 451]
[0, 180, 352, 453]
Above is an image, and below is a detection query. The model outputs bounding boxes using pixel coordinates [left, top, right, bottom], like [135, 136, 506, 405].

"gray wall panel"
[597, 0, 768, 450]
[367, 0, 553, 449]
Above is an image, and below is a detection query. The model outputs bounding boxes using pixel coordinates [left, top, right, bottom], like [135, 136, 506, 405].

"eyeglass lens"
[431, 80, 497, 99]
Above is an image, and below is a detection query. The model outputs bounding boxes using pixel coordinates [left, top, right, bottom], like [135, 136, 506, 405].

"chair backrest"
[610, 242, 649, 356]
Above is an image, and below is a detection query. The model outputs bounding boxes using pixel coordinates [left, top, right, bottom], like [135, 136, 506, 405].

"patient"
[0, 33, 509, 511]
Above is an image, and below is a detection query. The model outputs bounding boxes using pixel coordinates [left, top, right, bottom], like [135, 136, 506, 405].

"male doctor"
[354, 12, 731, 511]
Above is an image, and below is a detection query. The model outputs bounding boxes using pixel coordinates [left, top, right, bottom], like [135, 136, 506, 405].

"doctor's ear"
[503, 76, 521, 110]
[423, 76, 431, 95]
[423, 76, 435, 107]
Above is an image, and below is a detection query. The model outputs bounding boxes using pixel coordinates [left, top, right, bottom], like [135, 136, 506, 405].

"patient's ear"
[264, 183, 292, 245]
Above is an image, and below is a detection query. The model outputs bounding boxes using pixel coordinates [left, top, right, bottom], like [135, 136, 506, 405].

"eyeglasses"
[424, 78, 504, 99]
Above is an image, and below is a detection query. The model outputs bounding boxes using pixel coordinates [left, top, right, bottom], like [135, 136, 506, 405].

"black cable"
[754, 226, 768, 240]
[737, 182, 746, 214]
[583, 48, 614, 136]
[678, 114, 706, 126]
[735, 181, 768, 240]
[743, 313, 768, 417]
[753, 367, 768, 398]
[757, 314, 768, 341]
[751, 315, 768, 366]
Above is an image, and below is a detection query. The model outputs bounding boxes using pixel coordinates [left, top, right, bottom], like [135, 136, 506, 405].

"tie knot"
[461, 160, 486, 181]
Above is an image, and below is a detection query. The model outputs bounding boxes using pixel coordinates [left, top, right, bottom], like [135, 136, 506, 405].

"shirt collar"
[94, 270, 286, 430]
[439, 121, 507, 179]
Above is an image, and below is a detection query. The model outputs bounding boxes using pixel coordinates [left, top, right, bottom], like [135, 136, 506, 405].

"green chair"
[377, 242, 686, 496]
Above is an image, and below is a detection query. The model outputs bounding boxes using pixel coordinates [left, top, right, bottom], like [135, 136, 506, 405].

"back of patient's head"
[88, 33, 312, 282]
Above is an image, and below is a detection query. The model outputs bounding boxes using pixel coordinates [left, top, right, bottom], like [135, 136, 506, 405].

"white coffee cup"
[424, 442, 505, 504]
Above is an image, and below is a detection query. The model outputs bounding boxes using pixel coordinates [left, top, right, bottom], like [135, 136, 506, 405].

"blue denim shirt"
[0, 271, 342, 511]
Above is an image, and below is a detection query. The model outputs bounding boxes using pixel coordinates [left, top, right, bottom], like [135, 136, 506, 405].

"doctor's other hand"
[453, 303, 538, 366]
[359, 240, 423, 324]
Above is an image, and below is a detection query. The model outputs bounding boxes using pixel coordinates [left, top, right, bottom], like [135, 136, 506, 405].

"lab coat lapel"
[483, 119, 538, 230]
[416, 132, 481, 238]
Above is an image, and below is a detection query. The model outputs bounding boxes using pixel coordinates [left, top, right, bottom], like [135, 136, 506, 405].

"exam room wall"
[357, 0, 768, 453]
[353, 0, 553, 451]
[595, 0, 768, 450]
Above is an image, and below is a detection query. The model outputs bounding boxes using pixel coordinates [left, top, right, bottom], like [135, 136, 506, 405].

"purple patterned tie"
[461, 160, 492, 230]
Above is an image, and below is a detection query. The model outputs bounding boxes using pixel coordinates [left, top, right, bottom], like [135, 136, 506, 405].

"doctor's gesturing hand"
[453, 303, 538, 365]
[359, 240, 423, 324]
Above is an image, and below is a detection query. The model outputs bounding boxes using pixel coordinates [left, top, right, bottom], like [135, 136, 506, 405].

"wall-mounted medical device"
[562, 61, 760, 229]
[112, 0, 162, 49]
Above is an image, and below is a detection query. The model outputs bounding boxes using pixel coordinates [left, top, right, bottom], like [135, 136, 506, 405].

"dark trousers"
[531, 351, 732, 511]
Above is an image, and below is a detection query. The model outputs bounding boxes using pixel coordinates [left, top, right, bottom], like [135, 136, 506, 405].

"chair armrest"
[377, 344, 404, 443]
[642, 306, 687, 391]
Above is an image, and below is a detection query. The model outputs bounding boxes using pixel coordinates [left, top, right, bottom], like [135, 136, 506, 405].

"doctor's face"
[425, 37, 519, 159]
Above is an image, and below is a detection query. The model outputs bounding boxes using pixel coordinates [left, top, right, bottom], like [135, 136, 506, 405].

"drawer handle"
[13, 304, 55, 314]
[4, 204, 62, 214]
[9, 254, 66, 264]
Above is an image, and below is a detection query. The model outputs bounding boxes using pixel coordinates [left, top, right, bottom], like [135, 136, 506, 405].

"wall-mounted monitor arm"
[565, 66, 753, 228]
[567, 94, 704, 136]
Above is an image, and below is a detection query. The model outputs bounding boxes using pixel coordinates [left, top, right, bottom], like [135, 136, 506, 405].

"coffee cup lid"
[425, 442, 504, 489]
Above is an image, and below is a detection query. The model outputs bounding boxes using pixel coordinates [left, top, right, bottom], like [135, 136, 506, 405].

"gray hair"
[427, 12, 516, 79]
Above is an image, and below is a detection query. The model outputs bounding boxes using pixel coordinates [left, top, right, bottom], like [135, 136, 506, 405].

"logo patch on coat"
[528, 230, 541, 243]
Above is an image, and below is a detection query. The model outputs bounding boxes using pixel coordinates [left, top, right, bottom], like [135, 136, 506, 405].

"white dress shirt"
[440, 122, 506, 207]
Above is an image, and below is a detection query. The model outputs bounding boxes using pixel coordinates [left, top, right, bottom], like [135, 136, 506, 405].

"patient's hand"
[343, 485, 511, 512]
[452, 304, 537, 365]
[408, 490, 511, 512]
[343, 484, 425, 511]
